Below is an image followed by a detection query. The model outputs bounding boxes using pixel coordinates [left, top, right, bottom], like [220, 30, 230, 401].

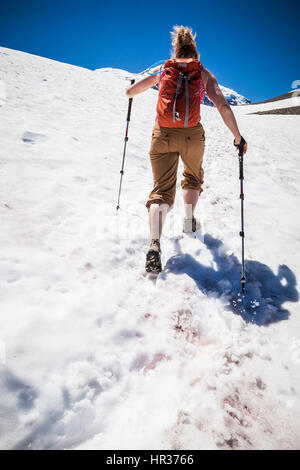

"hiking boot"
[183, 216, 201, 233]
[145, 239, 162, 273]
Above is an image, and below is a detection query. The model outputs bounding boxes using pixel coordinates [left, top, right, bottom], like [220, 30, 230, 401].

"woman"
[126, 25, 247, 273]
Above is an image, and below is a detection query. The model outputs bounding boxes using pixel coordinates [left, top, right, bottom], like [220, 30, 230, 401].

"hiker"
[126, 25, 247, 273]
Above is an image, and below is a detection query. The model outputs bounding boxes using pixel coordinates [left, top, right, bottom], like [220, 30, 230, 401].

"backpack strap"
[184, 74, 190, 128]
[173, 72, 190, 126]
[173, 72, 184, 123]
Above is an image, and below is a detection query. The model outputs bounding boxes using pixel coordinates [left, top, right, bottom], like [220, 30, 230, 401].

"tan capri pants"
[146, 121, 205, 210]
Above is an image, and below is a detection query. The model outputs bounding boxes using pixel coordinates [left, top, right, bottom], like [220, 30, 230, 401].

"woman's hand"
[234, 135, 248, 155]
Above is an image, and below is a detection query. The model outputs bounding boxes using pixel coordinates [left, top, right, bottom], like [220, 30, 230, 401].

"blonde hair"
[170, 25, 199, 59]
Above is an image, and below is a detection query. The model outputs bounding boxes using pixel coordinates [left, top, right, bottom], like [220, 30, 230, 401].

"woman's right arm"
[202, 68, 247, 154]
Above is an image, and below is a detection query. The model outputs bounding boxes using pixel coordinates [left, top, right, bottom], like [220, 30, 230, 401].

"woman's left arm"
[126, 66, 161, 98]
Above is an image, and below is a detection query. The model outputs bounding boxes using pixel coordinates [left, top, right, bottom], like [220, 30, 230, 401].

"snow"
[247, 94, 300, 113]
[0, 46, 300, 450]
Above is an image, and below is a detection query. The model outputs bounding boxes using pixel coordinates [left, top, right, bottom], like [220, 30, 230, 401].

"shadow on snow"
[164, 233, 298, 326]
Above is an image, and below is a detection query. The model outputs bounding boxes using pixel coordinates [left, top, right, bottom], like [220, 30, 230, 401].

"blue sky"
[0, 0, 299, 102]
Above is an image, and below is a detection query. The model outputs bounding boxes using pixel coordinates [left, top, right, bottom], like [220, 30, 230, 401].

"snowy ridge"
[247, 94, 300, 114]
[0, 46, 300, 450]
[219, 85, 251, 105]
[94, 67, 251, 106]
[203, 85, 251, 106]
[94, 67, 135, 82]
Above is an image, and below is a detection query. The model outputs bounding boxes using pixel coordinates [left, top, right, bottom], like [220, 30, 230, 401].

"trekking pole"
[235, 137, 247, 295]
[116, 79, 135, 210]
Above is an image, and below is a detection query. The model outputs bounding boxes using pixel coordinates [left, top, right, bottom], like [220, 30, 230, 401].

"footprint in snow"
[22, 131, 49, 145]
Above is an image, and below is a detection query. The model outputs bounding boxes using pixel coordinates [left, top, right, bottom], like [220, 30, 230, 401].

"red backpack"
[156, 58, 205, 128]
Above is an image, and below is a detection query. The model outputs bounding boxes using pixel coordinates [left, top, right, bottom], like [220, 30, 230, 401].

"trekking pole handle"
[126, 79, 135, 122]
[234, 136, 246, 156]
[234, 136, 246, 180]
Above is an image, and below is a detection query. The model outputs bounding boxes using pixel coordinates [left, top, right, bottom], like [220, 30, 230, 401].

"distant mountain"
[203, 85, 251, 106]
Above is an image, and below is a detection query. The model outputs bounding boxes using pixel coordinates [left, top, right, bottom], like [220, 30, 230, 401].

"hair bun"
[170, 25, 199, 59]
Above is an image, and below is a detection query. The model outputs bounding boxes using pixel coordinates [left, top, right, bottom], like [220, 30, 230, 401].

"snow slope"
[0, 46, 300, 450]
[248, 93, 300, 114]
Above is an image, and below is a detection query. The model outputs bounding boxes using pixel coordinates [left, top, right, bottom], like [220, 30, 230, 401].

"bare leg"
[183, 188, 199, 219]
[149, 203, 169, 242]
